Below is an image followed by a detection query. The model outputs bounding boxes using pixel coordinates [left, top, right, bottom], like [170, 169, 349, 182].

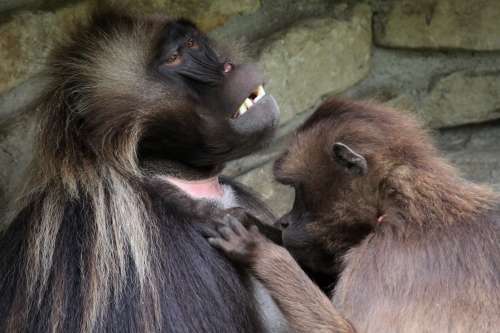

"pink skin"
[223, 63, 233, 73]
[162, 176, 224, 200]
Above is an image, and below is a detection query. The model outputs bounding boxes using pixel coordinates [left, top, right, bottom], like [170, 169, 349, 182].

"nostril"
[223, 62, 233, 73]
[278, 221, 289, 229]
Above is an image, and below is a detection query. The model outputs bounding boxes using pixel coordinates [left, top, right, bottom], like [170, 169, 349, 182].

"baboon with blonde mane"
[0, 9, 288, 333]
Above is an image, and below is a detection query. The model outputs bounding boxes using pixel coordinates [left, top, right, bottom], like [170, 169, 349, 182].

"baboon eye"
[185, 38, 197, 48]
[165, 53, 181, 65]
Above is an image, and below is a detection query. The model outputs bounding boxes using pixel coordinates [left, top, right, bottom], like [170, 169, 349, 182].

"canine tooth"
[244, 98, 253, 109]
[254, 85, 266, 103]
[258, 85, 265, 96]
[239, 104, 248, 115]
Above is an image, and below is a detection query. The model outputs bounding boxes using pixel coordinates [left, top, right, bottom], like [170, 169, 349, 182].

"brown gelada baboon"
[0, 8, 290, 333]
[207, 99, 500, 333]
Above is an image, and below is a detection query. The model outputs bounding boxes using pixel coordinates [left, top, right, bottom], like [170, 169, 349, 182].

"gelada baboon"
[207, 99, 500, 333]
[0, 9, 288, 333]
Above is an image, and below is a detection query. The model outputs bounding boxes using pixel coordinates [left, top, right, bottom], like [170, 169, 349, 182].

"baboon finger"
[224, 207, 249, 221]
[217, 226, 235, 241]
[207, 237, 230, 251]
[197, 224, 220, 239]
[249, 225, 259, 235]
[228, 216, 248, 236]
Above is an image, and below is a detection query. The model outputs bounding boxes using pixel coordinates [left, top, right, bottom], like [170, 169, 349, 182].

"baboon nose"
[276, 220, 289, 230]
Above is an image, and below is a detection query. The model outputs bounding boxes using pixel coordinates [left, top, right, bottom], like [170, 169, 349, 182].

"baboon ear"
[332, 142, 368, 176]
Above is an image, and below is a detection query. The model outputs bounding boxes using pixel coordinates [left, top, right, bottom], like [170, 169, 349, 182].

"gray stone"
[342, 47, 500, 104]
[436, 120, 500, 152]
[0, 58, 50, 212]
[225, 133, 292, 178]
[384, 93, 419, 113]
[0, 3, 89, 95]
[258, 4, 372, 125]
[111, 0, 260, 31]
[236, 162, 293, 217]
[445, 150, 500, 185]
[211, 0, 345, 46]
[343, 47, 500, 129]
[0, 0, 42, 14]
[225, 148, 282, 179]
[0, 78, 44, 210]
[375, 0, 500, 50]
[435, 121, 500, 186]
[0, 0, 71, 15]
[0, 116, 35, 209]
[422, 71, 500, 128]
[0, 77, 46, 118]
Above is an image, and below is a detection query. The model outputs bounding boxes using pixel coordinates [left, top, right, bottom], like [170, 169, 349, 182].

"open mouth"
[232, 85, 266, 119]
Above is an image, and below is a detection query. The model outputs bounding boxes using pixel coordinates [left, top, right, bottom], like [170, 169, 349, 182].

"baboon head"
[39, 10, 279, 178]
[273, 99, 440, 274]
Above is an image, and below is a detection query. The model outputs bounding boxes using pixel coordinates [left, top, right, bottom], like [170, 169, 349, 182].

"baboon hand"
[206, 214, 268, 265]
[194, 207, 251, 238]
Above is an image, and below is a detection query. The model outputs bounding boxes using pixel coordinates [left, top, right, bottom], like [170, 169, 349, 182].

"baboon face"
[50, 12, 279, 170]
[138, 19, 280, 167]
[273, 140, 374, 274]
[272, 105, 392, 274]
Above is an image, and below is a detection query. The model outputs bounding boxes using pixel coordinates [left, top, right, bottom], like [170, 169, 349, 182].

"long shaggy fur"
[6, 12, 162, 332]
[0, 10, 268, 333]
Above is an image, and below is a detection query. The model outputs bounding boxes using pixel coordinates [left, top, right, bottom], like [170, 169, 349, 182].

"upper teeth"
[237, 85, 266, 117]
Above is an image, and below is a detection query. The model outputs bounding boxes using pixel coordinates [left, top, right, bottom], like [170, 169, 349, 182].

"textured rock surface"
[0, 77, 46, 118]
[107, 0, 260, 31]
[437, 121, 500, 185]
[422, 71, 500, 128]
[375, 0, 500, 50]
[0, 0, 42, 14]
[0, 117, 35, 209]
[0, 0, 70, 14]
[259, 4, 372, 125]
[343, 48, 500, 128]
[0, 3, 88, 94]
[236, 161, 293, 216]
[446, 150, 500, 185]
[0, 78, 44, 207]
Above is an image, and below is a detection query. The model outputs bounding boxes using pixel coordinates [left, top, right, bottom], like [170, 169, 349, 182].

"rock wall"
[1, 0, 500, 215]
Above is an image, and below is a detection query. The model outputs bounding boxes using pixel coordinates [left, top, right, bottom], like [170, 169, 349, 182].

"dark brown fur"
[208, 99, 500, 333]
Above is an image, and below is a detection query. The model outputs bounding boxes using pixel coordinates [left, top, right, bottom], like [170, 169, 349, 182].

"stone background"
[1, 0, 500, 216]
